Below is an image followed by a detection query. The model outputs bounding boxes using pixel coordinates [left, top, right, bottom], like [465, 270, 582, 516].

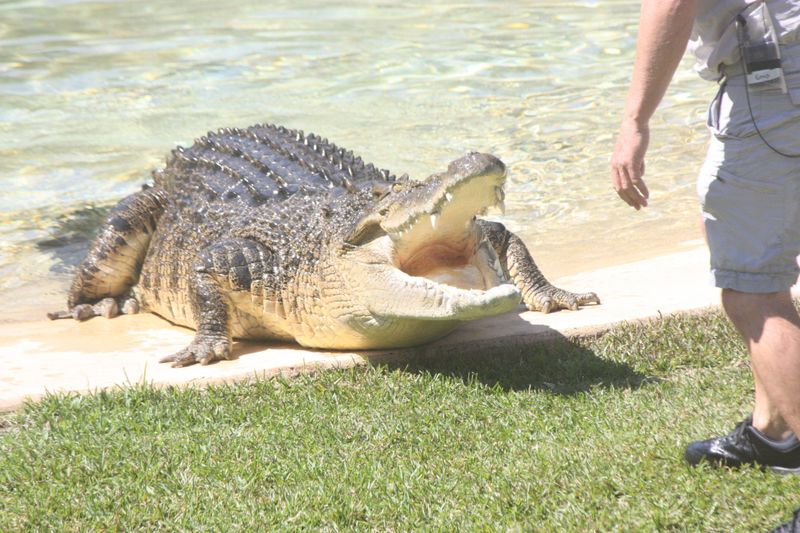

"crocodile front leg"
[159, 267, 233, 367]
[478, 220, 600, 313]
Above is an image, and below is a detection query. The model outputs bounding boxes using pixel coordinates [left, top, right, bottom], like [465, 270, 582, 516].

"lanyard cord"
[735, 14, 800, 158]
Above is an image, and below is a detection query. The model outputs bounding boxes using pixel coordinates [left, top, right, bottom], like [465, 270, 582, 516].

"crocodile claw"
[525, 288, 600, 314]
[47, 297, 139, 321]
[160, 336, 231, 367]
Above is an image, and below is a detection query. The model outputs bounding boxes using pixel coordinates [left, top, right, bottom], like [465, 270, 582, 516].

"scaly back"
[153, 123, 401, 211]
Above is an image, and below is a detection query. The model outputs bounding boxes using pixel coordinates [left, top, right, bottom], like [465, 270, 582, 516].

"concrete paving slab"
[1, 241, 725, 411]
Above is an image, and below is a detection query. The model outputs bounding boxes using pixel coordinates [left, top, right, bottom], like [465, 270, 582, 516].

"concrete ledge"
[0, 242, 722, 411]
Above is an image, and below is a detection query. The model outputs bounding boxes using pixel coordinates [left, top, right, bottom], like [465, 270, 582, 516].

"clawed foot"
[47, 297, 140, 321]
[525, 288, 600, 314]
[159, 336, 231, 367]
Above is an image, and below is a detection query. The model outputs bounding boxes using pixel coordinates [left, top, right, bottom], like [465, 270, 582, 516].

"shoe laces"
[723, 417, 752, 445]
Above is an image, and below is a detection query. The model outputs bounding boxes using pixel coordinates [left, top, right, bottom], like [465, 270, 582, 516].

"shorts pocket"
[706, 82, 762, 140]
[706, 83, 724, 134]
[700, 170, 788, 273]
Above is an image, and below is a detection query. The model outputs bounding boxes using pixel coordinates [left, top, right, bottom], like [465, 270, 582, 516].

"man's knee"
[722, 289, 798, 335]
[723, 288, 787, 312]
[722, 288, 787, 303]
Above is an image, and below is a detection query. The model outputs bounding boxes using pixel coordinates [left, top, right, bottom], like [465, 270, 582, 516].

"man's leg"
[684, 287, 800, 471]
[722, 289, 800, 440]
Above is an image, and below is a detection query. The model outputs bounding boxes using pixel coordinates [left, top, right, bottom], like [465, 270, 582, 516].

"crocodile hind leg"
[48, 187, 167, 321]
[478, 220, 600, 313]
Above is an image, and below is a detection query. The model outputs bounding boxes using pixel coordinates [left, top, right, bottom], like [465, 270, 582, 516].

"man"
[610, 0, 800, 489]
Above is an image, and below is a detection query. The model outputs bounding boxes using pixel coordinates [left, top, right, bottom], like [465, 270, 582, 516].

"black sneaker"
[769, 507, 800, 533]
[684, 415, 800, 474]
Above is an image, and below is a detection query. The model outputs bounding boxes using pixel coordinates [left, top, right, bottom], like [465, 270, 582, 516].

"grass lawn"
[1, 308, 798, 531]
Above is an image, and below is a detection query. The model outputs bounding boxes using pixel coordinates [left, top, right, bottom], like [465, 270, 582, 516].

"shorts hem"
[710, 270, 799, 293]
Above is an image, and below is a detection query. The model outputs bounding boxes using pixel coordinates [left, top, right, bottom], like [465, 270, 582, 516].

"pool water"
[0, 0, 712, 322]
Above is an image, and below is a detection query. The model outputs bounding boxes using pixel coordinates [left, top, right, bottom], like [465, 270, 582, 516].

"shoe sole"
[769, 465, 800, 476]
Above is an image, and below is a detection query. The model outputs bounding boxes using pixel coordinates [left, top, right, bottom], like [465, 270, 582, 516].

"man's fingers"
[610, 120, 650, 209]
[629, 163, 649, 206]
[612, 165, 648, 210]
[611, 166, 635, 208]
[635, 162, 650, 200]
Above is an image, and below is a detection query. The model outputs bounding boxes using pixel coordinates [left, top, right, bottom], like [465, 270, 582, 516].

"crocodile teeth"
[430, 213, 438, 229]
[495, 187, 506, 214]
[445, 192, 453, 202]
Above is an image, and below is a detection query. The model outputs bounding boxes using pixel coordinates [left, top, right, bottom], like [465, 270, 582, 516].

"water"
[0, 0, 712, 322]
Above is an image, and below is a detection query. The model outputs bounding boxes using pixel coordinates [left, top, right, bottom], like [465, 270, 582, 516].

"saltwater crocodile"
[50, 123, 599, 366]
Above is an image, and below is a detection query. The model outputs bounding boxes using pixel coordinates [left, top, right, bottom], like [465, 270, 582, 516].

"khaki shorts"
[697, 64, 800, 293]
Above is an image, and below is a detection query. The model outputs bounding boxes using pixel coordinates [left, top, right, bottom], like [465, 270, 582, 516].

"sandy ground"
[0, 240, 735, 411]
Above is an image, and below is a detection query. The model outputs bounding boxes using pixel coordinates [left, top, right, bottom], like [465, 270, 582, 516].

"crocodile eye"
[371, 183, 392, 200]
[391, 183, 403, 192]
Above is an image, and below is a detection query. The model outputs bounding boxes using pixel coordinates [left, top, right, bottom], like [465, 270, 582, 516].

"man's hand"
[611, 119, 650, 210]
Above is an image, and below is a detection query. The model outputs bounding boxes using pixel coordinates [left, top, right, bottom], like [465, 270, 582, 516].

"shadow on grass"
[378, 314, 649, 395]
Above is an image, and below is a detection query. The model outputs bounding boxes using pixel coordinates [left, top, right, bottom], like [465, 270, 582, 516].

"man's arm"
[611, 0, 698, 210]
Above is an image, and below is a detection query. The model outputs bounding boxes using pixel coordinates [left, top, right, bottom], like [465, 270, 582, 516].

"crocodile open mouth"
[390, 177, 506, 290]
[382, 153, 508, 291]
[345, 152, 521, 325]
